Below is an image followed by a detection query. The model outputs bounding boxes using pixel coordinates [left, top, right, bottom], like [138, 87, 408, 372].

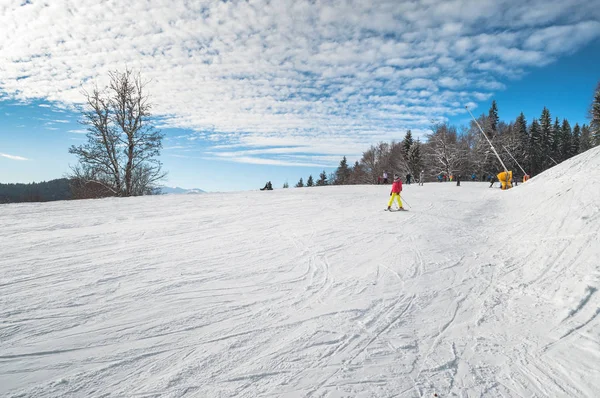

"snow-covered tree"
[425, 123, 465, 178]
[514, 112, 529, 164]
[572, 123, 581, 155]
[591, 82, 600, 146]
[540, 107, 553, 170]
[468, 114, 498, 177]
[402, 130, 414, 157]
[407, 140, 423, 178]
[560, 119, 572, 161]
[529, 118, 542, 175]
[551, 117, 561, 158]
[487, 100, 499, 137]
[580, 124, 592, 152]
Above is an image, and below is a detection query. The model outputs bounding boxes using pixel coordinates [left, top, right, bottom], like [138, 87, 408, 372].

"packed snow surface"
[2, 148, 600, 397]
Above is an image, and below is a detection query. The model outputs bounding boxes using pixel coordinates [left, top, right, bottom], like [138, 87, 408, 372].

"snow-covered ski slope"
[2, 148, 599, 398]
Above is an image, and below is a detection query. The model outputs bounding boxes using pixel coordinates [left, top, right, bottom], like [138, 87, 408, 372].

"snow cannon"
[497, 171, 512, 190]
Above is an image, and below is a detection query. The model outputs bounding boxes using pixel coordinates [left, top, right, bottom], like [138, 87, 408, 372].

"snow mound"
[1, 150, 599, 397]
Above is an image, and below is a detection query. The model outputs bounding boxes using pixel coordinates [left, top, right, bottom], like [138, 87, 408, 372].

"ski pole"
[401, 195, 411, 208]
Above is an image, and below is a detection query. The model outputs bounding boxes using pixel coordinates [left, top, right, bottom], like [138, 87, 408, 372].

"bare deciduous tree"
[69, 68, 165, 197]
[424, 123, 465, 177]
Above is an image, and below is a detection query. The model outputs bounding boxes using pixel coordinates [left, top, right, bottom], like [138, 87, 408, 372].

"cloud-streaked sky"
[1, 0, 599, 191]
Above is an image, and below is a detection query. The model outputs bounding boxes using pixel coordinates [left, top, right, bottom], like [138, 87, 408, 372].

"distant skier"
[456, 174, 461, 186]
[406, 173, 412, 184]
[383, 171, 389, 184]
[419, 170, 424, 186]
[471, 173, 476, 181]
[489, 175, 496, 188]
[387, 174, 404, 211]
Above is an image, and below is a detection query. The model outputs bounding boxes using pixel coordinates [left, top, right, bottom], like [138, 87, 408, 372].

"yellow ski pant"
[388, 193, 403, 208]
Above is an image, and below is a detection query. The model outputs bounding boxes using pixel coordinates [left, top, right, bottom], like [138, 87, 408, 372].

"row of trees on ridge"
[292, 82, 600, 187]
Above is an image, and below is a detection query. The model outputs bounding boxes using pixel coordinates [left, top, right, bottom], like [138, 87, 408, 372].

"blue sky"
[1, 0, 599, 192]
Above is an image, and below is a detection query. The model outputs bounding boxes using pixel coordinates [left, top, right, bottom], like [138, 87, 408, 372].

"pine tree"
[591, 82, 600, 146]
[306, 175, 314, 187]
[407, 140, 423, 177]
[487, 100, 499, 137]
[295, 177, 304, 188]
[580, 124, 592, 152]
[572, 123, 581, 155]
[515, 112, 529, 163]
[552, 117, 561, 157]
[539, 107, 552, 170]
[316, 170, 328, 186]
[283, 181, 289, 188]
[529, 118, 541, 175]
[560, 119, 572, 161]
[335, 156, 351, 185]
[402, 130, 414, 157]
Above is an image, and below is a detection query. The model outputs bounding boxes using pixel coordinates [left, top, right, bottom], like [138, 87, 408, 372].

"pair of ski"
[385, 207, 408, 212]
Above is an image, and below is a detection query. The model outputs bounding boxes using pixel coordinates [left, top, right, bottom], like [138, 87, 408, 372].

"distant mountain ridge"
[159, 186, 206, 195]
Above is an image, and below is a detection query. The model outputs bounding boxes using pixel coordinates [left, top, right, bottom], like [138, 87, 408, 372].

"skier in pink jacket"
[387, 174, 404, 211]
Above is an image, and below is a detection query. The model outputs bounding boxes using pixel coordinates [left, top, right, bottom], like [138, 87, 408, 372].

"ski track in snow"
[2, 149, 600, 397]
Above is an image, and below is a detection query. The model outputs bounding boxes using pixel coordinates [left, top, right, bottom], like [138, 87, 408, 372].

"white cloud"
[0, 152, 29, 161]
[206, 155, 330, 168]
[438, 77, 469, 89]
[465, 102, 478, 111]
[404, 79, 438, 91]
[524, 21, 600, 54]
[0, 0, 599, 165]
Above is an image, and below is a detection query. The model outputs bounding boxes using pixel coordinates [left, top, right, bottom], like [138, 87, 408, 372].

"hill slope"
[1, 148, 599, 397]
